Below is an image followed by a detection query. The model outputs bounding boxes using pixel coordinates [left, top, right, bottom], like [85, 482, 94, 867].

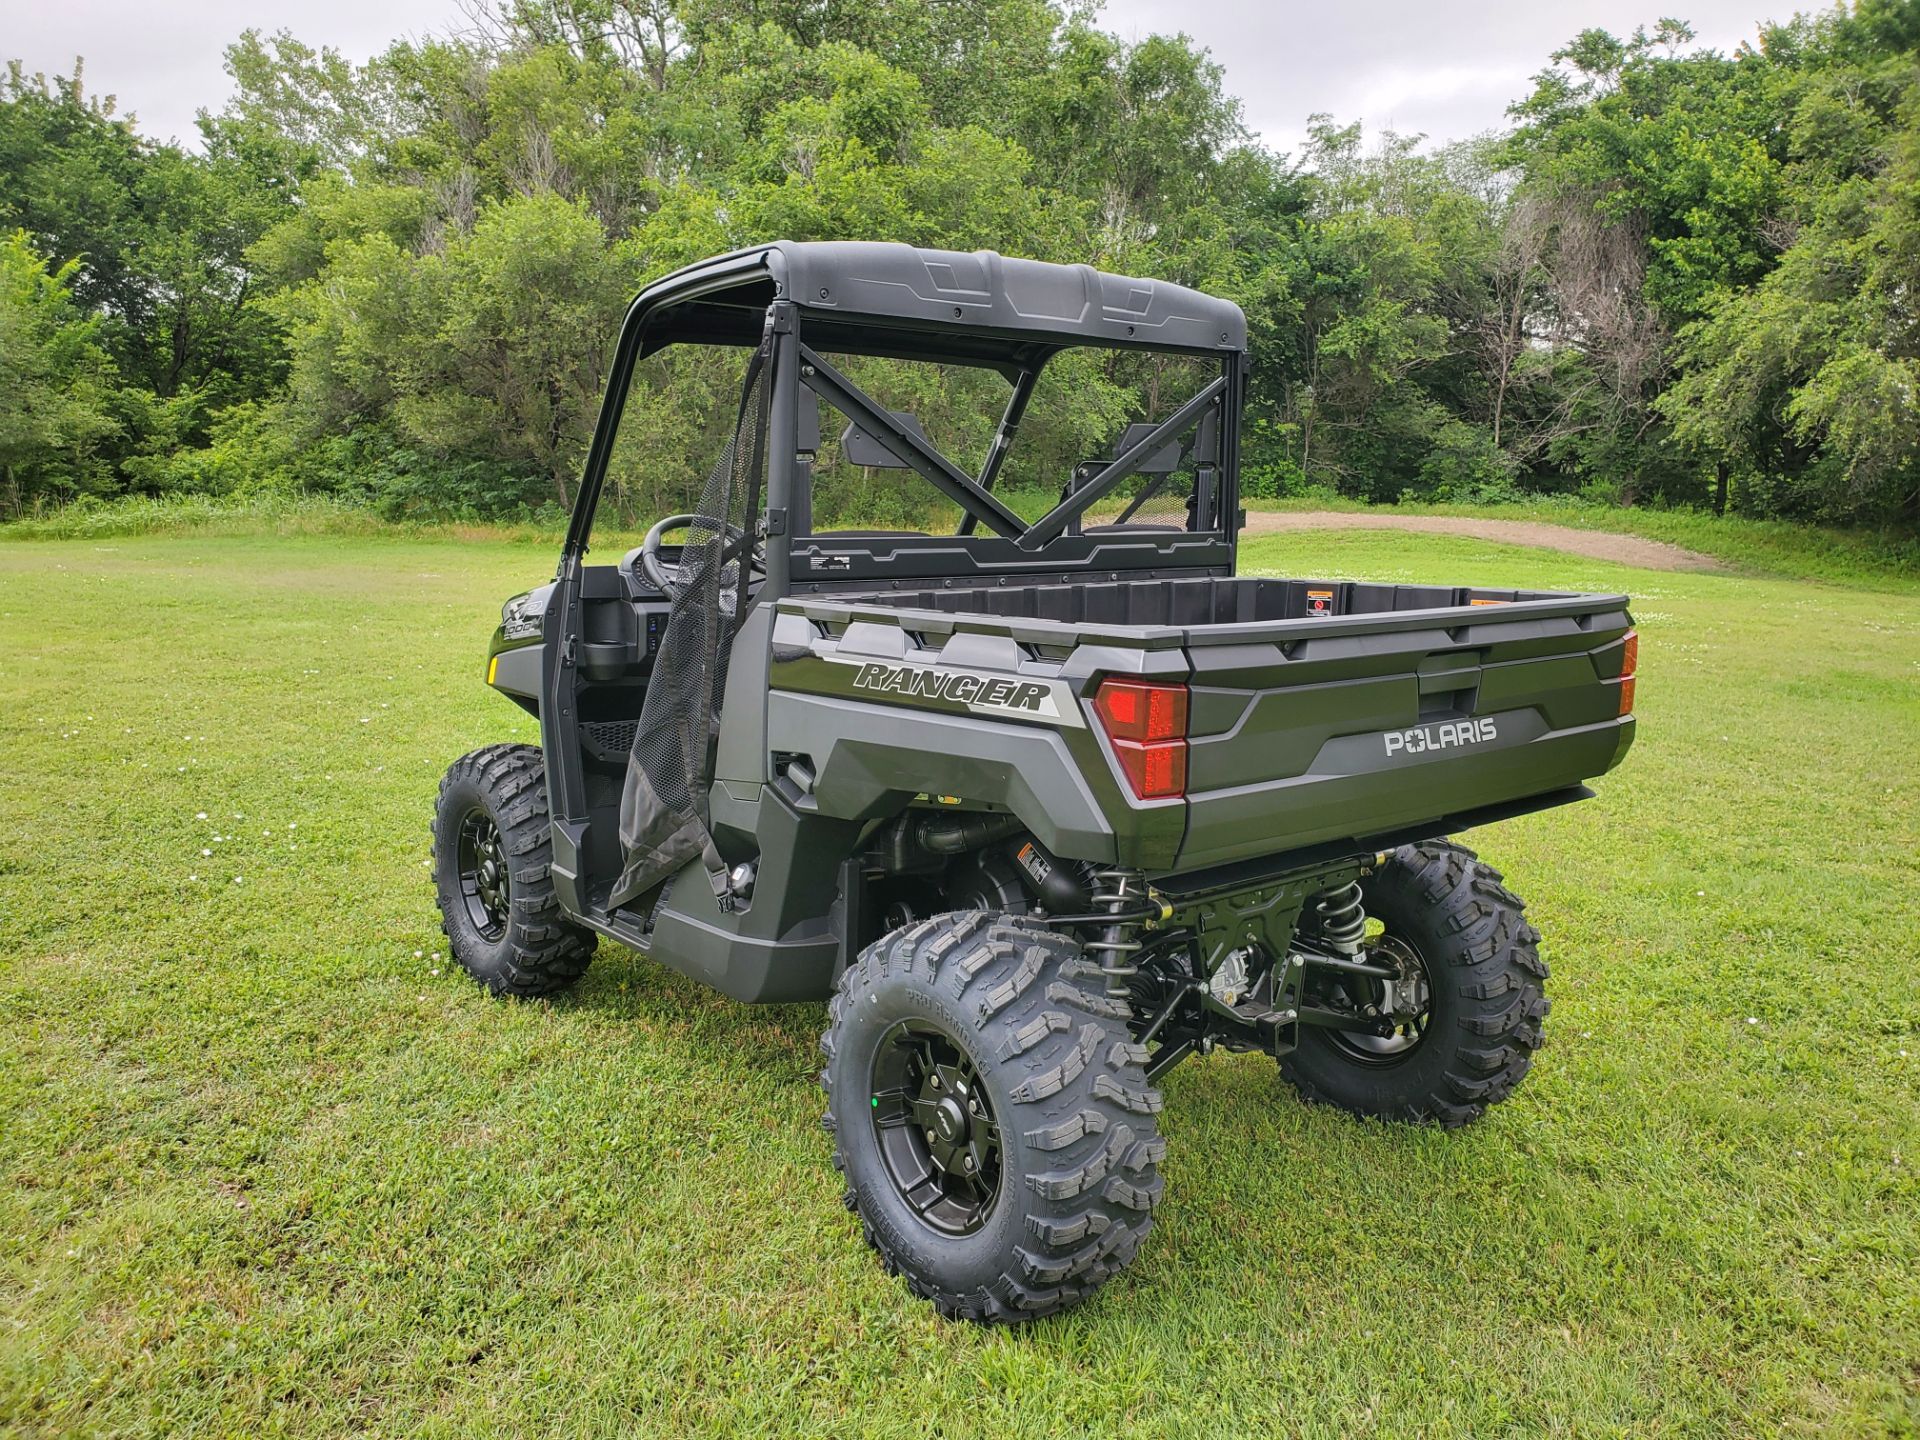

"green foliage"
[1414, 420, 1522, 503]
[269, 194, 637, 510]
[0, 231, 120, 507]
[0, 61, 296, 511]
[1658, 24, 1920, 521]
[5, 1, 1920, 530]
[1508, 4, 1920, 522]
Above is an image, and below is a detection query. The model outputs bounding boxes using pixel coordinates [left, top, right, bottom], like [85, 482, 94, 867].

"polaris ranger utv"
[433, 241, 1637, 1323]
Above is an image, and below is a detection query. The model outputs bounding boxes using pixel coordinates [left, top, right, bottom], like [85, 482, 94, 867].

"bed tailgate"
[1174, 596, 1636, 870]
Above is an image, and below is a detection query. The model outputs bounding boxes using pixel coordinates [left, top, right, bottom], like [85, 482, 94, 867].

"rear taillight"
[1093, 678, 1189, 799]
[1618, 629, 1638, 716]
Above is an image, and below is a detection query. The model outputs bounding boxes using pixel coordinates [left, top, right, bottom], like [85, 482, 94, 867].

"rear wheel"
[821, 913, 1165, 1323]
[1280, 841, 1547, 1128]
[432, 744, 596, 997]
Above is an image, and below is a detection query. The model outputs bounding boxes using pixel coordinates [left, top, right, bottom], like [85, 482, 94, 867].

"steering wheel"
[621, 513, 765, 603]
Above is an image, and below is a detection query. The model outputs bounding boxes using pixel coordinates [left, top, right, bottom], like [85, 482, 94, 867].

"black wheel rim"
[457, 807, 510, 941]
[868, 1020, 1004, 1235]
[1325, 933, 1432, 1066]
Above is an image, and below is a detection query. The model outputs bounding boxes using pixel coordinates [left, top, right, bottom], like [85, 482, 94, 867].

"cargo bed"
[825, 573, 1595, 631]
[768, 575, 1636, 873]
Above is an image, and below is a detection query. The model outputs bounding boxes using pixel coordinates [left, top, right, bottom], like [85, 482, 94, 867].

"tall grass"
[0, 493, 560, 544]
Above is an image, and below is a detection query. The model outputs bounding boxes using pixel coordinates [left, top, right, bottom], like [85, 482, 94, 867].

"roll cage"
[560, 241, 1251, 596]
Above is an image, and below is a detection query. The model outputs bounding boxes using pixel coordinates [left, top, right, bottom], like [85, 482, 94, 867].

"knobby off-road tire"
[432, 743, 596, 997]
[821, 913, 1165, 1323]
[1280, 840, 1548, 1128]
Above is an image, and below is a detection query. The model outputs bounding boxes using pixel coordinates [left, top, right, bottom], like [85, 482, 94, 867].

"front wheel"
[1280, 841, 1548, 1128]
[432, 744, 596, 997]
[821, 913, 1165, 1323]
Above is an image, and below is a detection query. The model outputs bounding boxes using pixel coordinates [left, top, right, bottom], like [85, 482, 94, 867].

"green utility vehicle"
[433, 242, 1637, 1322]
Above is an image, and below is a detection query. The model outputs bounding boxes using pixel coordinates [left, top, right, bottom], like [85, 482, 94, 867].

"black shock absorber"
[1311, 878, 1367, 956]
[1086, 866, 1148, 998]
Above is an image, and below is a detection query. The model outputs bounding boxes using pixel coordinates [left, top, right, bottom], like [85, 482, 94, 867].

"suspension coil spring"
[1087, 866, 1148, 997]
[1313, 879, 1367, 956]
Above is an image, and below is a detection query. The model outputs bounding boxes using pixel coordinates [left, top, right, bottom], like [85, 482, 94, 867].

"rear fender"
[765, 608, 1184, 868]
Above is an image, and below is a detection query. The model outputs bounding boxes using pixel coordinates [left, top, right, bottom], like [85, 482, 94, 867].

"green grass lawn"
[1, 528, 1915, 1437]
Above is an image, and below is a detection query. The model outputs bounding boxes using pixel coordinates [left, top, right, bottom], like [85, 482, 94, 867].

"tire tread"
[432, 743, 596, 998]
[821, 912, 1163, 1323]
[1279, 840, 1547, 1129]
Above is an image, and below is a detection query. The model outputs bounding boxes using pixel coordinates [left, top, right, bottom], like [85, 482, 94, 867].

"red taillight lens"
[1092, 679, 1189, 799]
[1093, 678, 1188, 741]
[1111, 738, 1187, 800]
[1618, 629, 1638, 716]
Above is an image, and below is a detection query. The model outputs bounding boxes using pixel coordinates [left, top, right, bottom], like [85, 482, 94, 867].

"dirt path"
[1240, 509, 1725, 572]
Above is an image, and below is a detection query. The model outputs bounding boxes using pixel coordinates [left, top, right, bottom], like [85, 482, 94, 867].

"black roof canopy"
[631, 241, 1248, 363]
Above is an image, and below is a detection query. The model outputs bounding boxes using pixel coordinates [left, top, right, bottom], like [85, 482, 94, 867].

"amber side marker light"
[1618, 629, 1638, 716]
[1092, 678, 1189, 799]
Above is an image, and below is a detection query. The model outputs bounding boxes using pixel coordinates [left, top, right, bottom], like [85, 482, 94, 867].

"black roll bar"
[797, 345, 1028, 540]
[1016, 376, 1229, 550]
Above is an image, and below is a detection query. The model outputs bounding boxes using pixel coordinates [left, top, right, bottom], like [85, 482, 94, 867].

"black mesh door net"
[611, 338, 771, 909]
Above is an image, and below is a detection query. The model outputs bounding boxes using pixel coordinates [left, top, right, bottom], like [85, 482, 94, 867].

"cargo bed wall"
[843, 575, 1566, 628]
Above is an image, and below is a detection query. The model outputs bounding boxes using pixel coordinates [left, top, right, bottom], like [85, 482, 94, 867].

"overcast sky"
[8, 0, 1791, 155]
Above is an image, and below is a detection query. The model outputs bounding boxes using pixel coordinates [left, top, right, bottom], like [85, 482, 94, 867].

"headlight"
[500, 591, 545, 641]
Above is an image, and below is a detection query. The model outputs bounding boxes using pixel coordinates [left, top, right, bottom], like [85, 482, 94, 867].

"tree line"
[3, 0, 1917, 528]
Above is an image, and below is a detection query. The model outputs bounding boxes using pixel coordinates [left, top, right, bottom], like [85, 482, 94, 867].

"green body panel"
[764, 580, 1633, 878]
